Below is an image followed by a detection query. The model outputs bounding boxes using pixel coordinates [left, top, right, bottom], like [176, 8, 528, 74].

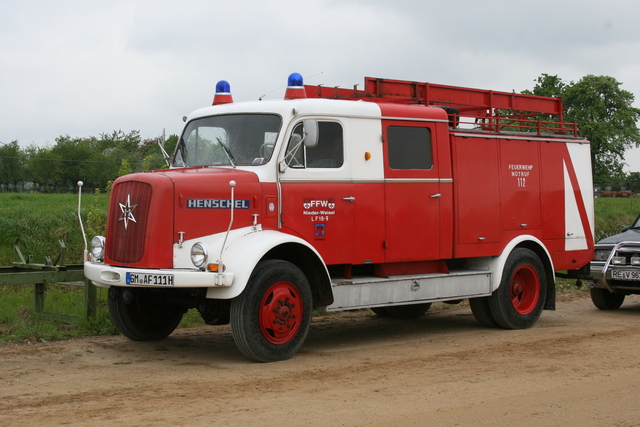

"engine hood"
[597, 228, 640, 245]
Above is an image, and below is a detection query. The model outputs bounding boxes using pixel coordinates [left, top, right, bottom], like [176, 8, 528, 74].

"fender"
[182, 227, 331, 300]
[483, 235, 554, 292]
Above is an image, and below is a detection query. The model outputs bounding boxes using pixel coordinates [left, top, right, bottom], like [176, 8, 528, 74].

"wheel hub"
[272, 297, 295, 329]
[260, 282, 303, 344]
[509, 265, 540, 315]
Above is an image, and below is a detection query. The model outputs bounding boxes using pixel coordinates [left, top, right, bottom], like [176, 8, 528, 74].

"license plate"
[126, 272, 174, 286]
[611, 269, 640, 281]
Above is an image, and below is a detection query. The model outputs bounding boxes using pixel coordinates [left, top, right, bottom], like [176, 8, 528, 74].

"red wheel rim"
[509, 265, 540, 315]
[259, 281, 304, 345]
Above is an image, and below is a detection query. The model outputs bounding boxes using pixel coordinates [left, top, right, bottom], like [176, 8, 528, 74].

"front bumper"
[590, 241, 640, 293]
[84, 261, 234, 288]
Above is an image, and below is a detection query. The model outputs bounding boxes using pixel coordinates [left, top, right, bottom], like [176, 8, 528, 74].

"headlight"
[91, 236, 106, 261]
[611, 256, 626, 265]
[190, 242, 208, 269]
[594, 249, 611, 261]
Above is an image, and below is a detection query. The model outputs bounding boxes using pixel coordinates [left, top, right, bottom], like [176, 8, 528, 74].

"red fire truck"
[84, 73, 594, 362]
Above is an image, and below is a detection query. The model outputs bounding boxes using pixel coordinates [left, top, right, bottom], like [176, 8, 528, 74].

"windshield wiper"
[217, 137, 236, 168]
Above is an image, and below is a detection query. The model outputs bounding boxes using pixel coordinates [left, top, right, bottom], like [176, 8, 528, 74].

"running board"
[326, 270, 492, 311]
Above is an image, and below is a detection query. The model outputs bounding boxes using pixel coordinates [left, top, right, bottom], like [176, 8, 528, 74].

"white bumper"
[84, 261, 234, 288]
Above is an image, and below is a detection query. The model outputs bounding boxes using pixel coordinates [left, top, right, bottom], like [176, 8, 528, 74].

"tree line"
[0, 130, 178, 192]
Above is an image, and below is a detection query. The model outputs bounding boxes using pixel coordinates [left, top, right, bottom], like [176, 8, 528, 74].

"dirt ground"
[2, 290, 640, 427]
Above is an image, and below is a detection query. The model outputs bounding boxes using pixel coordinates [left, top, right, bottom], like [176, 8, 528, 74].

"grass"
[0, 283, 205, 343]
[0, 192, 204, 343]
[0, 193, 639, 344]
[0, 192, 107, 266]
[594, 197, 640, 240]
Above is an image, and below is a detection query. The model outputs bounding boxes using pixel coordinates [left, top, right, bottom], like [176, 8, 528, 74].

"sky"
[2, 0, 640, 170]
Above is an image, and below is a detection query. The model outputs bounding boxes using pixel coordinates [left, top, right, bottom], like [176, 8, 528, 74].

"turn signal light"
[207, 263, 225, 272]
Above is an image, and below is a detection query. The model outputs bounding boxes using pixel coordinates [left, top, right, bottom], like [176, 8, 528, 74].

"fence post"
[85, 279, 96, 319]
[34, 283, 45, 314]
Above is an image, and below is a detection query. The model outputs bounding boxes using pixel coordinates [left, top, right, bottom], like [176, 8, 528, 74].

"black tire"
[370, 307, 390, 317]
[469, 297, 499, 328]
[108, 287, 184, 341]
[488, 248, 547, 329]
[384, 303, 432, 319]
[590, 288, 625, 310]
[230, 260, 313, 362]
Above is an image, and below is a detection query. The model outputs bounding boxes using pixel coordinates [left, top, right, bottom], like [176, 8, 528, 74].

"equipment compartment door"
[383, 123, 441, 262]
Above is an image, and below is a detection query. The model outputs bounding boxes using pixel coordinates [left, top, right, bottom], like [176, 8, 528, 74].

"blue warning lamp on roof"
[212, 80, 234, 105]
[284, 72, 307, 100]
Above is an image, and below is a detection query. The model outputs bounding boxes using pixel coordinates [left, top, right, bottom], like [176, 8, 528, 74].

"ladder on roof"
[305, 77, 579, 136]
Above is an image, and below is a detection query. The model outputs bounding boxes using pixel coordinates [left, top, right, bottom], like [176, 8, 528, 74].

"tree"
[25, 143, 58, 189]
[525, 74, 640, 182]
[0, 141, 24, 186]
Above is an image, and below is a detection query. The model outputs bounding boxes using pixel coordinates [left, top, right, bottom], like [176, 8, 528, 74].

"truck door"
[383, 122, 441, 262]
[279, 121, 355, 265]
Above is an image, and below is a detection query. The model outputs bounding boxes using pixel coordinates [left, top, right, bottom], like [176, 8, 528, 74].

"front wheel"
[488, 248, 547, 329]
[230, 260, 313, 362]
[590, 288, 625, 310]
[108, 287, 185, 341]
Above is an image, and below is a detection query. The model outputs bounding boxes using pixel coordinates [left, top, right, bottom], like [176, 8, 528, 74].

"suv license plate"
[126, 272, 174, 286]
[611, 269, 640, 281]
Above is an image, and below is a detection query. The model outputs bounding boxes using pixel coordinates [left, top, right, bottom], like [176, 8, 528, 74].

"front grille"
[106, 181, 153, 264]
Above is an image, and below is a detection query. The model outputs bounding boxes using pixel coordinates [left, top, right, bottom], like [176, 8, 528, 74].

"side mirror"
[303, 120, 319, 148]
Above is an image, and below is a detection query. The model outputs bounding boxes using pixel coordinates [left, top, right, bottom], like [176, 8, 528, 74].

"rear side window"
[387, 126, 432, 170]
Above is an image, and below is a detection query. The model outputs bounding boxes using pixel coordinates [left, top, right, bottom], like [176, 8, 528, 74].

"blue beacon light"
[287, 73, 304, 87]
[216, 80, 231, 94]
[212, 80, 234, 105]
[285, 73, 307, 99]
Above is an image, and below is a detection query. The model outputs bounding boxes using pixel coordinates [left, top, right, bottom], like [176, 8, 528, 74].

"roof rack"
[305, 77, 579, 136]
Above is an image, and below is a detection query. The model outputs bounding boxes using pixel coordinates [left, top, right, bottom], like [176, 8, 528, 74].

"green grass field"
[0, 193, 639, 343]
[0, 192, 204, 343]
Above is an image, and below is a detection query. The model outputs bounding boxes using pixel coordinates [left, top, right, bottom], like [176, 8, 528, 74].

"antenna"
[157, 128, 171, 167]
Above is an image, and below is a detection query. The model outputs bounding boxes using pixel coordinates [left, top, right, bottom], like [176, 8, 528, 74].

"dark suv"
[590, 214, 640, 309]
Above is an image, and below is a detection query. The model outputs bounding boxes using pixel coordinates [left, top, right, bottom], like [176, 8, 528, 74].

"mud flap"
[544, 281, 556, 310]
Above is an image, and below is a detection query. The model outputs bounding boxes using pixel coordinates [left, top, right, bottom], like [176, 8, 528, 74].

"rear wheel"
[385, 303, 432, 319]
[469, 297, 499, 328]
[108, 287, 185, 341]
[488, 248, 546, 329]
[590, 288, 625, 310]
[231, 260, 312, 362]
[370, 307, 390, 317]
[370, 303, 431, 319]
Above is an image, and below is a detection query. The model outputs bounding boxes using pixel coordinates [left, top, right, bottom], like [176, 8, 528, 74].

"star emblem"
[118, 194, 138, 230]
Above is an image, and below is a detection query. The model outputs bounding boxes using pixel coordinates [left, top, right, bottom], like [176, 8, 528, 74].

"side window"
[284, 121, 344, 168]
[308, 122, 344, 168]
[387, 126, 432, 170]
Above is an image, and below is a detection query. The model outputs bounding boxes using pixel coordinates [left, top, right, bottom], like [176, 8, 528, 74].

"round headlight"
[91, 236, 106, 261]
[190, 242, 208, 269]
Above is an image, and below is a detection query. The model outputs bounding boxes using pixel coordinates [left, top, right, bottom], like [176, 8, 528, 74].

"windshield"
[173, 114, 282, 167]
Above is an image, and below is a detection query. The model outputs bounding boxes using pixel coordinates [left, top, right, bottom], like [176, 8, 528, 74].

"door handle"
[343, 196, 356, 202]
[430, 193, 441, 198]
